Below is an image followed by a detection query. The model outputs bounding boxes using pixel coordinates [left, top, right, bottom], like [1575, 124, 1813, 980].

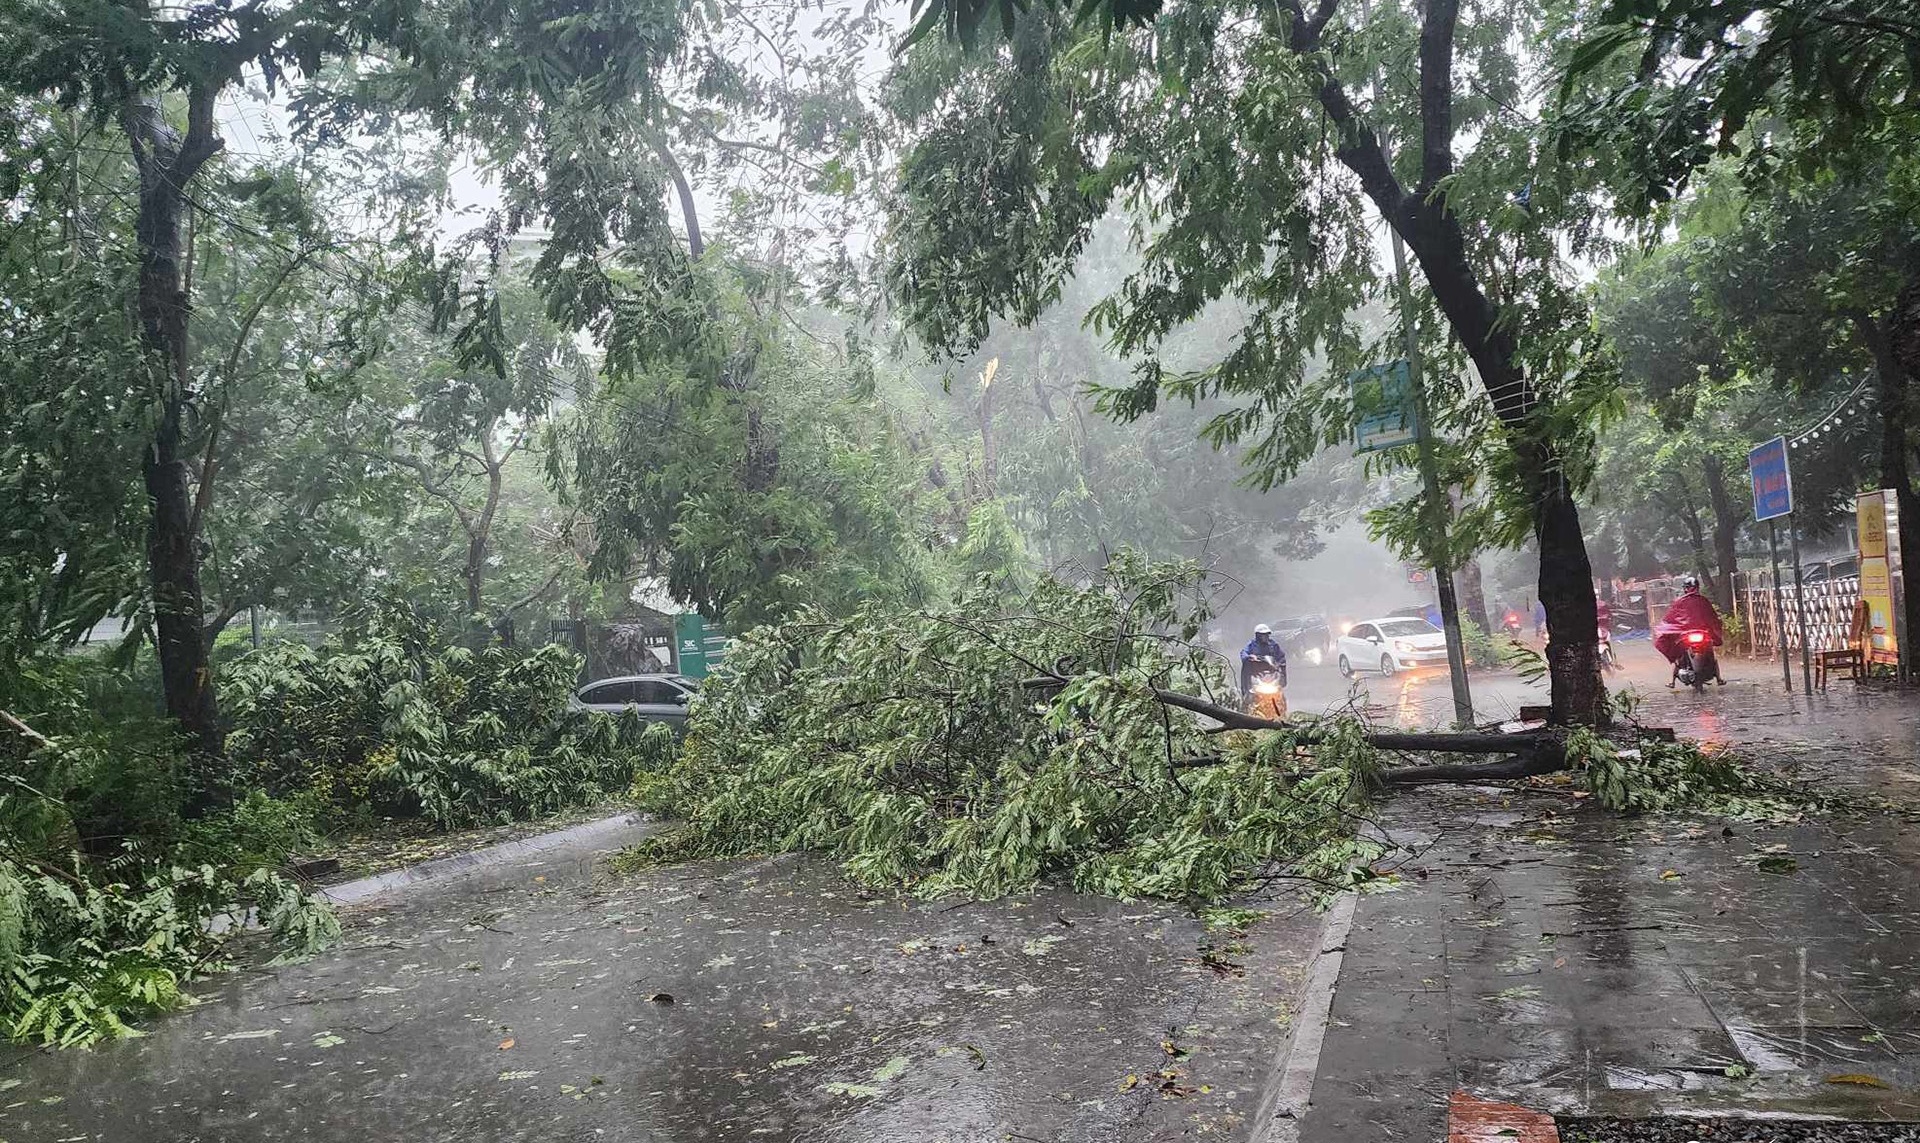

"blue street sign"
[1748, 435, 1793, 521]
[1351, 360, 1418, 453]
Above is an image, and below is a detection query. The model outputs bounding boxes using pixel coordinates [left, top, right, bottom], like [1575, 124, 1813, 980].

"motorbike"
[1244, 657, 1288, 720]
[1674, 630, 1722, 692]
[1597, 626, 1619, 673]
[1501, 611, 1523, 640]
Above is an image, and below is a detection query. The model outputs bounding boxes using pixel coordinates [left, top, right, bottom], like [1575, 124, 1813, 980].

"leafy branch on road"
[625, 555, 1395, 903]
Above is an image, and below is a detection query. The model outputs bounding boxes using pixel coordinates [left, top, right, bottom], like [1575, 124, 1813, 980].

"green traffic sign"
[673, 613, 728, 678]
[1351, 360, 1419, 453]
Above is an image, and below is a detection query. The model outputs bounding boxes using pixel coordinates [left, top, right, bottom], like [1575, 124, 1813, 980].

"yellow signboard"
[1859, 491, 1889, 559]
[1860, 557, 1896, 655]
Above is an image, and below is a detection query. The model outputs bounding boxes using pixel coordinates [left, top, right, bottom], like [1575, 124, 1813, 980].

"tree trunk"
[1674, 490, 1719, 602]
[1878, 283, 1920, 675]
[1701, 453, 1740, 613]
[1457, 555, 1491, 634]
[464, 446, 504, 618]
[1281, 0, 1606, 723]
[126, 92, 224, 781]
[1525, 433, 1607, 726]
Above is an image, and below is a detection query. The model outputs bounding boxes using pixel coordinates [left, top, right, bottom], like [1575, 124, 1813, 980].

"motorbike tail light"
[1686, 632, 1707, 645]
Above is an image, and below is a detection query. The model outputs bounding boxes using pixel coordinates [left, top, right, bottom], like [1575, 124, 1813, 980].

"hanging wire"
[1787, 375, 1874, 449]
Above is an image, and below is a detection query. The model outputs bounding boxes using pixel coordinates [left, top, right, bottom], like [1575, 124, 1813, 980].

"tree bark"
[1457, 555, 1491, 633]
[1701, 453, 1740, 613]
[650, 133, 703, 260]
[1673, 487, 1719, 601]
[1870, 291, 1920, 675]
[125, 91, 225, 781]
[464, 436, 505, 617]
[1525, 433, 1607, 725]
[1277, 0, 1606, 724]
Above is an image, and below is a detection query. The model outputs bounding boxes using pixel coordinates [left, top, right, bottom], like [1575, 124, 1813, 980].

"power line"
[1786, 375, 1875, 450]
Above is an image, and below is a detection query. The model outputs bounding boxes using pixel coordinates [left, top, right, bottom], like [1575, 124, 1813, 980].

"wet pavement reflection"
[1301, 670, 1920, 1140]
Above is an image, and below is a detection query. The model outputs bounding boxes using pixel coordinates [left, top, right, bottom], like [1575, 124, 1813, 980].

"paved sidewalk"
[1298, 780, 1920, 1141]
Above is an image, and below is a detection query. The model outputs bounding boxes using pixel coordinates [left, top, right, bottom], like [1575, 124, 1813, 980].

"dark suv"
[1270, 615, 1335, 662]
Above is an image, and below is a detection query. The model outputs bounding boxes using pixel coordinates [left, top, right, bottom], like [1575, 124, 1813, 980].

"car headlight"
[1393, 640, 1415, 653]
[1305, 647, 1322, 664]
[1336, 622, 1352, 636]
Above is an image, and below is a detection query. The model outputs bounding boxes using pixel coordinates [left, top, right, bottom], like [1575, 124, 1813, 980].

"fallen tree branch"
[2, 708, 54, 748]
[1147, 686, 1566, 766]
[1376, 753, 1570, 785]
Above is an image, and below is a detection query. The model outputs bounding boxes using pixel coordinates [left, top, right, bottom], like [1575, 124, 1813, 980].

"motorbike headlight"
[1253, 679, 1279, 694]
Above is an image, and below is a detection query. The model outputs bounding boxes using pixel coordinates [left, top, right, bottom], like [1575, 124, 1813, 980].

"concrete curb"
[1249, 890, 1360, 1143]
[319, 811, 660, 906]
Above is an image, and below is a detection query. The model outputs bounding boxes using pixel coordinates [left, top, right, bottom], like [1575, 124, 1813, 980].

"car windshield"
[1377, 619, 1439, 638]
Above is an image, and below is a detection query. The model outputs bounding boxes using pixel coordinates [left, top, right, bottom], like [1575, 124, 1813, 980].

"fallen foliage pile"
[628, 556, 1388, 902]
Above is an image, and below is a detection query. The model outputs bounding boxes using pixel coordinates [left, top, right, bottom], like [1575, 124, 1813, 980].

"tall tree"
[346, 272, 582, 621]
[887, 0, 1617, 722]
[1565, 0, 1920, 669]
[2, 0, 692, 775]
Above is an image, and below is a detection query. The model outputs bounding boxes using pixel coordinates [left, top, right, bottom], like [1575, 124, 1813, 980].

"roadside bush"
[224, 601, 673, 828]
[3, 658, 337, 1046]
[627, 554, 1385, 903]
[1459, 618, 1505, 669]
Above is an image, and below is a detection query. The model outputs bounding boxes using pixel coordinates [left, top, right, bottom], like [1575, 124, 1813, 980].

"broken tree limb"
[1375, 753, 1570, 785]
[1148, 686, 1565, 762]
[1021, 677, 1572, 781]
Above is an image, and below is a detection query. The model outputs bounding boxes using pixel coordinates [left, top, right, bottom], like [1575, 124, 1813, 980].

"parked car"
[568, 674, 698, 732]
[1270, 614, 1335, 664]
[1336, 617, 1449, 678]
[1800, 557, 1858, 584]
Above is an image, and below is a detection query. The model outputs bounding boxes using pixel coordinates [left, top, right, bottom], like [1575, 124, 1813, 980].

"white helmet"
[1254, 623, 1272, 635]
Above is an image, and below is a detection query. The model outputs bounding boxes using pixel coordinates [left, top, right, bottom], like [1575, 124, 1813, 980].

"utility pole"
[1389, 230, 1474, 728]
[1787, 518, 1813, 696]
[1767, 522, 1791, 692]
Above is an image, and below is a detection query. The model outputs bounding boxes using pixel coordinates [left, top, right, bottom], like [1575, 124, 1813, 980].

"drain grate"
[1561, 1118, 1920, 1143]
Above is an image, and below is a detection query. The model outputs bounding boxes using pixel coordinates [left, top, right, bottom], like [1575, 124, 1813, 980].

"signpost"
[1350, 361, 1419, 454]
[1748, 436, 1807, 694]
[1344, 229, 1474, 728]
[673, 613, 729, 679]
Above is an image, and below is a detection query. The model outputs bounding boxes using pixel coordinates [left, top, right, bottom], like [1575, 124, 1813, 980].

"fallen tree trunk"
[1145, 686, 1570, 782]
[1020, 676, 1574, 783]
[1376, 754, 1570, 785]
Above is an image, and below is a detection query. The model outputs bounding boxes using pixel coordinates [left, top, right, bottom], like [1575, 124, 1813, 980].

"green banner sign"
[1351, 360, 1419, 453]
[673, 613, 729, 679]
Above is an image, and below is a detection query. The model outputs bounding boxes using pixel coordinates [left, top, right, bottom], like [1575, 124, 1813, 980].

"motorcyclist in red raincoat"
[1653, 575, 1726, 687]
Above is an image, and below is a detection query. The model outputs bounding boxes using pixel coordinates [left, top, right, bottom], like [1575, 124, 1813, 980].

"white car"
[1336, 617, 1449, 678]
[567, 674, 698, 732]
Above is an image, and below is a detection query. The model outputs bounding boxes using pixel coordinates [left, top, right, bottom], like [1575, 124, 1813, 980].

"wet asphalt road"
[0, 841, 1322, 1143]
[7, 646, 1918, 1142]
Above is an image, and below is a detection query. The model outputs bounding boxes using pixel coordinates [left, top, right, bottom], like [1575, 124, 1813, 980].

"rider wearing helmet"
[1239, 624, 1287, 695]
[1653, 575, 1726, 685]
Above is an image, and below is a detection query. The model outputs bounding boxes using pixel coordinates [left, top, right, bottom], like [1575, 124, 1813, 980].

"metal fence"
[1732, 570, 1862, 657]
